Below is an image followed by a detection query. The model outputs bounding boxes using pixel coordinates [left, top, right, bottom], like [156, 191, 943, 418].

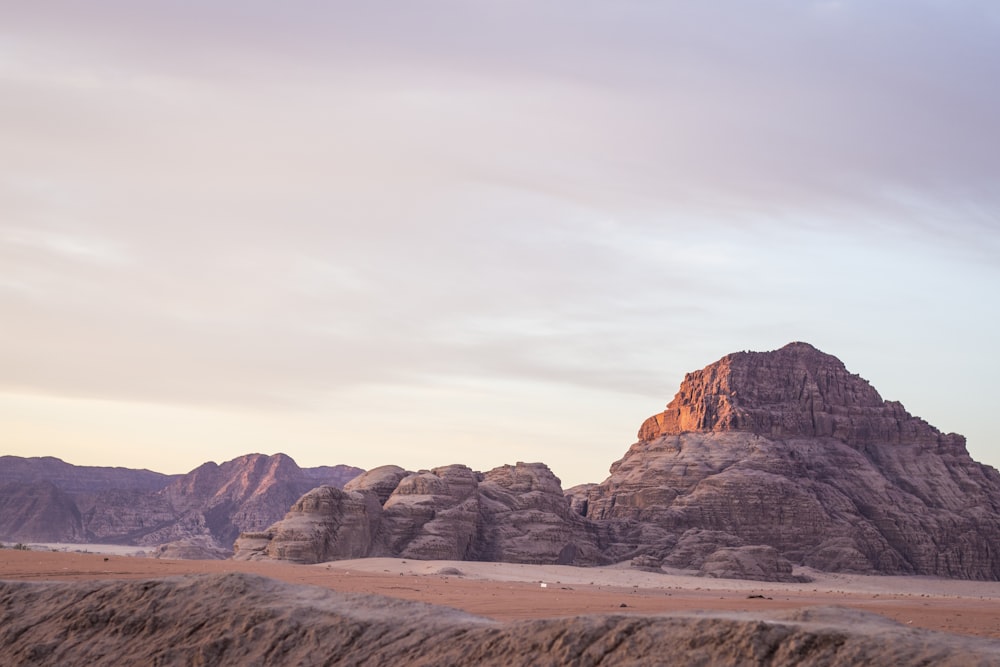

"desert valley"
[3, 343, 1000, 664]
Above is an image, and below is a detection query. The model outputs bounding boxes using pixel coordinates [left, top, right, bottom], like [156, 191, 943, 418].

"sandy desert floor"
[2, 549, 998, 640]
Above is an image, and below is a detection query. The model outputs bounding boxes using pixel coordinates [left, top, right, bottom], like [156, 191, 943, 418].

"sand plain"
[2, 548, 998, 641]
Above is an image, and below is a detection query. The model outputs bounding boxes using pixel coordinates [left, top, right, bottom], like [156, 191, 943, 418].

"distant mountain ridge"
[0, 456, 176, 494]
[0, 453, 363, 555]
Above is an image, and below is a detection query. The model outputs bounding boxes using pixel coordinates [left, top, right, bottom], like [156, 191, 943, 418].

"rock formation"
[0, 454, 363, 555]
[238, 342, 1000, 582]
[3, 574, 999, 666]
[234, 462, 605, 565]
[584, 342, 1000, 579]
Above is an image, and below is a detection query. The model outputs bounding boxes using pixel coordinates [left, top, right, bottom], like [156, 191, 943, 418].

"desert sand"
[2, 548, 999, 641]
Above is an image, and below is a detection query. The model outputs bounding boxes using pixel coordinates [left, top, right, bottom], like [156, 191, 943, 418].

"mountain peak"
[638, 343, 946, 447]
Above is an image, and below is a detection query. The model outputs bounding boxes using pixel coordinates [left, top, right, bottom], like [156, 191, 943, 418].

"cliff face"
[636, 342, 957, 448]
[587, 342, 1000, 579]
[234, 462, 605, 565]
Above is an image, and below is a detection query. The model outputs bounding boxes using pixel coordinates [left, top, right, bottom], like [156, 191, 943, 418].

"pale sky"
[3, 1, 999, 487]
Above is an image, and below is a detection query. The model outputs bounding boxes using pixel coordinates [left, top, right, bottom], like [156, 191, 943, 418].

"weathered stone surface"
[565, 483, 597, 516]
[629, 554, 663, 571]
[343, 465, 409, 504]
[243, 486, 383, 563]
[384, 464, 483, 560]
[235, 462, 606, 565]
[699, 545, 804, 583]
[636, 342, 962, 449]
[663, 529, 743, 570]
[153, 536, 231, 560]
[477, 463, 604, 565]
[586, 342, 1000, 580]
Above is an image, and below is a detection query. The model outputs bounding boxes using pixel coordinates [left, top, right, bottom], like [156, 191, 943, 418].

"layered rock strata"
[234, 462, 605, 565]
[585, 342, 1000, 579]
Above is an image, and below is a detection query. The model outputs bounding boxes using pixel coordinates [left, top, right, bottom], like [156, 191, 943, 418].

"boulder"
[699, 545, 805, 583]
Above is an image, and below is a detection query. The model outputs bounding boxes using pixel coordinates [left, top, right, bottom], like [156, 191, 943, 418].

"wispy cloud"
[2, 1, 998, 479]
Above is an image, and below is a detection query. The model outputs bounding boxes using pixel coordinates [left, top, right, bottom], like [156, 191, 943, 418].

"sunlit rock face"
[586, 342, 1000, 579]
[636, 342, 958, 448]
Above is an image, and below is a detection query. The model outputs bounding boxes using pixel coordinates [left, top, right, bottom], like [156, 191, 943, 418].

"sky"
[2, 1, 999, 487]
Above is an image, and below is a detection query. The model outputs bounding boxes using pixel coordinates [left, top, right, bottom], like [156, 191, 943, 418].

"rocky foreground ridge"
[2, 574, 998, 666]
[0, 454, 361, 556]
[237, 343, 1000, 580]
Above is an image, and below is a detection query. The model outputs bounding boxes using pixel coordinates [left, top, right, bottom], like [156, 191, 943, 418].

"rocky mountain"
[234, 462, 605, 564]
[582, 342, 1000, 579]
[238, 343, 1000, 581]
[0, 454, 363, 554]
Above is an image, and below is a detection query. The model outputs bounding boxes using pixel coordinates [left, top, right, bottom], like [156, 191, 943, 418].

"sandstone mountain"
[238, 343, 1000, 581]
[0, 454, 362, 554]
[234, 462, 605, 564]
[582, 342, 1000, 579]
[3, 573, 998, 666]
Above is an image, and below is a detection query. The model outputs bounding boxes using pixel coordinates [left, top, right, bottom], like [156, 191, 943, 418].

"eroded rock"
[586, 342, 1000, 579]
[235, 462, 605, 565]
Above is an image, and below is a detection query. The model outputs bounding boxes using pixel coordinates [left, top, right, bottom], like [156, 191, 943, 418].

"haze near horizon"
[2, 1, 999, 486]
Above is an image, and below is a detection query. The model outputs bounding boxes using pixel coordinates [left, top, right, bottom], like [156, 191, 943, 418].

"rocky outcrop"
[3, 574, 1000, 666]
[153, 536, 232, 560]
[585, 342, 1000, 579]
[0, 453, 363, 554]
[234, 462, 605, 565]
[699, 545, 804, 583]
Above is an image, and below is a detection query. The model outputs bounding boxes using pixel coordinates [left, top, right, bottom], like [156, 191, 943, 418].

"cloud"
[1, 0, 998, 418]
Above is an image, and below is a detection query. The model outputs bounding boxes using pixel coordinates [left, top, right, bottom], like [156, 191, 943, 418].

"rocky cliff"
[234, 462, 606, 565]
[238, 342, 1000, 581]
[585, 342, 1000, 579]
[0, 454, 363, 554]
